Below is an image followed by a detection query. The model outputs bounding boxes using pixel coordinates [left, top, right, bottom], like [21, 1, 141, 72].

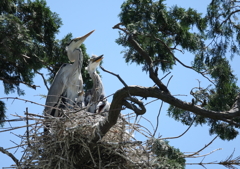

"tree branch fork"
[90, 24, 240, 144]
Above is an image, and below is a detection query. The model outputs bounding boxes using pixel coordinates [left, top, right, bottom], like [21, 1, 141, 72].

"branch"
[100, 65, 128, 87]
[123, 97, 146, 116]
[0, 147, 20, 168]
[0, 97, 63, 113]
[219, 9, 240, 28]
[153, 75, 173, 137]
[35, 71, 49, 90]
[100, 65, 146, 116]
[152, 36, 216, 86]
[186, 148, 222, 158]
[0, 77, 39, 90]
[96, 86, 240, 130]
[161, 116, 195, 140]
[127, 35, 170, 93]
[184, 135, 218, 157]
[113, 23, 215, 86]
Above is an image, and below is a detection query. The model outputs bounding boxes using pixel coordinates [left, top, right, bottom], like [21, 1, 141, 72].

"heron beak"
[93, 54, 104, 63]
[73, 30, 95, 44]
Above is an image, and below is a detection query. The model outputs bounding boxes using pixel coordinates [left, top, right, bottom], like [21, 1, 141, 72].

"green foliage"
[0, 0, 93, 126]
[167, 105, 239, 140]
[117, 0, 206, 72]
[150, 139, 185, 169]
[0, 0, 61, 95]
[0, 0, 62, 125]
[118, 0, 240, 141]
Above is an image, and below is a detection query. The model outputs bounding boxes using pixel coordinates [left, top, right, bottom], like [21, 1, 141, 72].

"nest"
[14, 110, 153, 169]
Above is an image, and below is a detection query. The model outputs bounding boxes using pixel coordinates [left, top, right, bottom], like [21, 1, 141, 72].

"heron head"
[66, 30, 95, 53]
[87, 54, 103, 73]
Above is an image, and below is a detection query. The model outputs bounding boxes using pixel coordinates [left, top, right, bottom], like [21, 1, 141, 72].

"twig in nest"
[97, 145, 102, 169]
[25, 107, 31, 147]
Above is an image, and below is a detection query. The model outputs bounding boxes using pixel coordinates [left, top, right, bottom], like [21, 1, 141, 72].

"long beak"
[73, 30, 95, 43]
[93, 54, 104, 63]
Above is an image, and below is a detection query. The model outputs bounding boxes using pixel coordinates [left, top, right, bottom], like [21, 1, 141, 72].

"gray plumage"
[86, 55, 110, 114]
[44, 30, 94, 117]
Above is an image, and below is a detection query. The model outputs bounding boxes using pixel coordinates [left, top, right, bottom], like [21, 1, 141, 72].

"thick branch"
[92, 86, 240, 141]
[123, 97, 146, 116]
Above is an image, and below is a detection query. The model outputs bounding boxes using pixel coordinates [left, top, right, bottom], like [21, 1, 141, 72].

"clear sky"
[1, 1, 240, 169]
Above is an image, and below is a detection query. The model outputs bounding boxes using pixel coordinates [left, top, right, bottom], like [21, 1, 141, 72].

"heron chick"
[44, 30, 95, 117]
[86, 55, 110, 114]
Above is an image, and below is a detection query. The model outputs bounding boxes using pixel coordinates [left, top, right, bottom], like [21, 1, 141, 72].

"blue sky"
[1, 1, 240, 169]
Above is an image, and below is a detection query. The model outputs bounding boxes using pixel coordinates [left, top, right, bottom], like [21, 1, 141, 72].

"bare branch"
[0, 147, 20, 168]
[35, 71, 49, 90]
[25, 108, 31, 147]
[186, 148, 222, 158]
[161, 117, 195, 140]
[185, 135, 218, 157]
[0, 77, 39, 90]
[153, 75, 173, 137]
[127, 35, 170, 93]
[100, 65, 128, 88]
[100, 65, 146, 116]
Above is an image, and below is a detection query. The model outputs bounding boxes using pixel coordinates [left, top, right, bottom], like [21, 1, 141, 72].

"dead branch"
[185, 135, 219, 157]
[0, 77, 39, 90]
[0, 147, 20, 168]
[100, 65, 146, 116]
[186, 148, 222, 158]
[153, 75, 173, 137]
[35, 70, 49, 90]
[161, 117, 195, 140]
[100, 65, 128, 88]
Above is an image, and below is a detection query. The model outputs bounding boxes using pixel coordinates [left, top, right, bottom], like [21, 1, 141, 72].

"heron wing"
[44, 64, 69, 115]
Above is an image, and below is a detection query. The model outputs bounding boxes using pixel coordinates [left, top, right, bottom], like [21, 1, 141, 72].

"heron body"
[86, 55, 110, 114]
[44, 30, 94, 117]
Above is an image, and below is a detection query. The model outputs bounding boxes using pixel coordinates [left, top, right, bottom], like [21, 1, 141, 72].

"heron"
[44, 30, 95, 117]
[86, 55, 110, 114]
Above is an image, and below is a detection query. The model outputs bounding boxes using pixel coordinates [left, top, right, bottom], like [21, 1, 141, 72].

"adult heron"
[44, 30, 95, 117]
[86, 55, 110, 114]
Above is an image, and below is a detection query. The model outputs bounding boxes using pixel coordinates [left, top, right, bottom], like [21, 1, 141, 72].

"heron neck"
[90, 71, 104, 101]
[72, 48, 83, 73]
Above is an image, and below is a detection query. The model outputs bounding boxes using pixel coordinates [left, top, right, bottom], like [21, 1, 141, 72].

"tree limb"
[93, 86, 240, 141]
[127, 35, 170, 94]
[0, 77, 39, 90]
[0, 147, 20, 168]
[35, 71, 49, 90]
[123, 97, 146, 116]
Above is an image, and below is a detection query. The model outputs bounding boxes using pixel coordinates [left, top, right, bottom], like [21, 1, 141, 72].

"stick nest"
[16, 110, 153, 169]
